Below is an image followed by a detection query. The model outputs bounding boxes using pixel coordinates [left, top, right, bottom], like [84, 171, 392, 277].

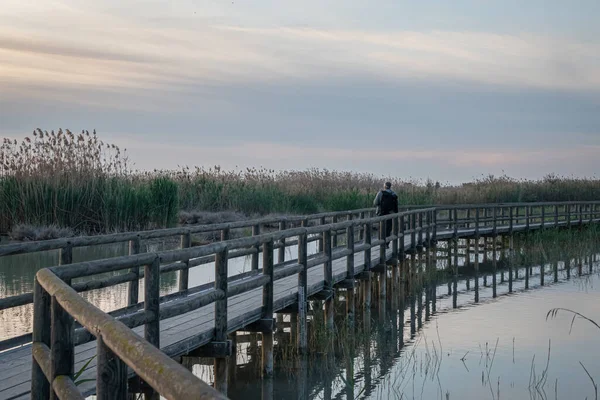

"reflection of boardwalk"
[229, 251, 598, 400]
[1, 203, 599, 399]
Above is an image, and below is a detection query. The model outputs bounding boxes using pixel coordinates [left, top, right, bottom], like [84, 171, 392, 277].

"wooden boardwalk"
[1, 202, 599, 400]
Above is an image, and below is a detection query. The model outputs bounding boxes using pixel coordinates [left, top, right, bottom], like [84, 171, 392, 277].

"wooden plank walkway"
[0, 220, 596, 399]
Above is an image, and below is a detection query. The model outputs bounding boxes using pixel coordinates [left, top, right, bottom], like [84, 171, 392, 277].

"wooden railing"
[3, 202, 600, 350]
[24, 201, 600, 399]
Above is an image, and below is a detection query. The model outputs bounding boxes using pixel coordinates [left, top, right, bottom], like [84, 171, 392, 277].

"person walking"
[373, 182, 399, 247]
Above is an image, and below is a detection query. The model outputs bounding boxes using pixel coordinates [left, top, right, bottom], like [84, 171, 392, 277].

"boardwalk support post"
[297, 221, 308, 353]
[323, 230, 334, 330]
[214, 246, 229, 393]
[32, 277, 51, 399]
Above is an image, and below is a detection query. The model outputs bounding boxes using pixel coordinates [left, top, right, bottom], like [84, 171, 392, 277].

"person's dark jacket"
[373, 189, 399, 216]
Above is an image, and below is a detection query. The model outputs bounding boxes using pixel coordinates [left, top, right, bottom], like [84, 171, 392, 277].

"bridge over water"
[1, 202, 599, 400]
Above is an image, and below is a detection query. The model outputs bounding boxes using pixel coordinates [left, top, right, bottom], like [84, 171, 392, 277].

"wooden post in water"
[252, 224, 260, 271]
[525, 252, 530, 289]
[261, 240, 274, 378]
[411, 213, 417, 250]
[213, 239, 230, 394]
[554, 260, 559, 283]
[128, 235, 141, 306]
[32, 277, 51, 399]
[323, 230, 334, 330]
[179, 231, 192, 292]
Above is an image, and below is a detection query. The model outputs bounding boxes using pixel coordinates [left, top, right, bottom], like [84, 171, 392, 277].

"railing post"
[359, 212, 365, 240]
[432, 209, 437, 242]
[579, 203, 583, 226]
[215, 245, 229, 392]
[59, 242, 73, 266]
[32, 277, 51, 399]
[425, 211, 431, 246]
[297, 221, 308, 353]
[323, 230, 334, 330]
[332, 216, 338, 248]
[144, 256, 160, 337]
[567, 204, 572, 228]
[541, 205, 546, 229]
[379, 220, 386, 266]
[261, 239, 274, 378]
[411, 213, 417, 249]
[514, 206, 520, 226]
[589, 204, 593, 224]
[252, 224, 260, 271]
[475, 207, 480, 237]
[526, 205, 530, 230]
[492, 207, 498, 236]
[318, 217, 326, 252]
[346, 222, 355, 327]
[509, 206, 514, 234]
[141, 258, 161, 400]
[418, 212, 423, 246]
[278, 221, 286, 264]
[452, 209, 458, 238]
[50, 283, 74, 400]
[179, 230, 192, 292]
[399, 215, 405, 257]
[554, 204, 559, 228]
[97, 335, 127, 400]
[128, 235, 141, 306]
[364, 222, 372, 270]
[392, 216, 399, 261]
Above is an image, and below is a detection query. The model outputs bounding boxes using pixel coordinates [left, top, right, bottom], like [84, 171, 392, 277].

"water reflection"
[199, 236, 599, 400]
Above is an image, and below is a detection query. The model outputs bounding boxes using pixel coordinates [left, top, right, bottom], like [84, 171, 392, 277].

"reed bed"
[3, 129, 600, 235]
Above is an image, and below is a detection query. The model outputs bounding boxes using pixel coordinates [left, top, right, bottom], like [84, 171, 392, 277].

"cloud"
[1, 4, 600, 99]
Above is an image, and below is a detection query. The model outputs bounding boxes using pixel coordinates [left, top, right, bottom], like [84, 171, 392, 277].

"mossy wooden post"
[540, 256, 545, 286]
[32, 277, 51, 399]
[323, 230, 334, 330]
[554, 260, 559, 283]
[128, 235, 141, 306]
[252, 224, 260, 271]
[261, 240, 274, 377]
[49, 281, 74, 400]
[525, 206, 530, 230]
[213, 244, 229, 393]
[178, 230, 192, 292]
[346, 224, 355, 328]
[525, 251, 530, 289]
[297, 222, 308, 353]
[97, 334, 127, 400]
[278, 221, 286, 264]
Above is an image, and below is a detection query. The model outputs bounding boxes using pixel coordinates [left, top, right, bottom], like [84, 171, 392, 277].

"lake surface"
[1, 232, 599, 399]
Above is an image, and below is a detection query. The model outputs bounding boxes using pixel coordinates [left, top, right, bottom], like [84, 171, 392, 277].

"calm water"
[1, 234, 599, 399]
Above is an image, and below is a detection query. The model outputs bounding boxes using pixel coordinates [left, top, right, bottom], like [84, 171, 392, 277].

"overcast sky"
[1, 1, 599, 184]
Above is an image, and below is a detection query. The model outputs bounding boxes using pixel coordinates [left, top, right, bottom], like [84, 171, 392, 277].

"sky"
[1, 0, 599, 184]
